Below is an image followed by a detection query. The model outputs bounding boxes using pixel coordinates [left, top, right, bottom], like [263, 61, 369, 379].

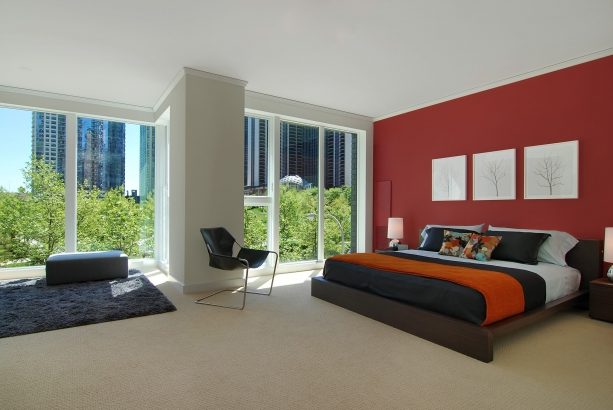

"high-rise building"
[324, 130, 355, 189]
[244, 117, 268, 194]
[77, 118, 125, 190]
[280, 122, 318, 187]
[139, 126, 155, 201]
[32, 115, 126, 191]
[31, 112, 66, 177]
[104, 121, 125, 191]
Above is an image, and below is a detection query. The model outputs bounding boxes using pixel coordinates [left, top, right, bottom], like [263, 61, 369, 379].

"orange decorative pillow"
[462, 234, 502, 261]
[438, 230, 474, 257]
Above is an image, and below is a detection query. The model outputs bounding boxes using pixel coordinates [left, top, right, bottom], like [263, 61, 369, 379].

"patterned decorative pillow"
[438, 230, 474, 257]
[461, 234, 502, 261]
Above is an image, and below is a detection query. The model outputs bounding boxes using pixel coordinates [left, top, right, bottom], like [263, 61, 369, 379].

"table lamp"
[605, 227, 613, 281]
[387, 217, 404, 249]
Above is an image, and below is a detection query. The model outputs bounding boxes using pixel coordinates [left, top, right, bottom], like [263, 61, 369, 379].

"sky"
[0, 106, 141, 193]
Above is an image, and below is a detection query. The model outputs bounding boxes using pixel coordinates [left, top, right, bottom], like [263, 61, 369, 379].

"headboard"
[566, 239, 604, 290]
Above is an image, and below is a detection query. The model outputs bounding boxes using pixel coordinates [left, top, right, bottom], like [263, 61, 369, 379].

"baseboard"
[181, 277, 246, 294]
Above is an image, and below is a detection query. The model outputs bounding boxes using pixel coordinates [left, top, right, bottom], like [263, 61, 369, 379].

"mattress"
[402, 249, 581, 303]
[322, 250, 581, 325]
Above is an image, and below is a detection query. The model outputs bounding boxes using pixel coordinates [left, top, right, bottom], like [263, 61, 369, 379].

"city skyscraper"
[244, 116, 268, 194]
[31, 112, 67, 177]
[77, 118, 103, 189]
[104, 121, 126, 191]
[280, 121, 318, 187]
[324, 130, 355, 189]
[139, 125, 155, 201]
[77, 118, 125, 190]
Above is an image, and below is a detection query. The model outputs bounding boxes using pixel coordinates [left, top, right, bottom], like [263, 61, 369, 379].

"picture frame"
[472, 149, 516, 200]
[432, 155, 466, 201]
[524, 140, 578, 199]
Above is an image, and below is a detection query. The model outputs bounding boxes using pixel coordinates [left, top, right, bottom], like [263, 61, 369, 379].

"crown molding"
[183, 67, 248, 88]
[246, 90, 373, 123]
[374, 47, 613, 122]
[0, 84, 152, 113]
[153, 67, 248, 113]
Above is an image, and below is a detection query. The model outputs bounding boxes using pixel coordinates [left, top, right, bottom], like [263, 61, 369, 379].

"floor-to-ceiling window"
[76, 117, 155, 258]
[243, 110, 361, 268]
[0, 105, 159, 271]
[323, 129, 357, 258]
[279, 121, 319, 263]
[243, 115, 272, 251]
[0, 107, 66, 268]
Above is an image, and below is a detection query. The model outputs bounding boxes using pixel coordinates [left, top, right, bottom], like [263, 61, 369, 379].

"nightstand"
[589, 278, 613, 322]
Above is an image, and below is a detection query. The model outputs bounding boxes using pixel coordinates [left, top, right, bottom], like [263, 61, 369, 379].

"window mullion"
[271, 116, 280, 254]
[64, 113, 77, 252]
[317, 126, 325, 261]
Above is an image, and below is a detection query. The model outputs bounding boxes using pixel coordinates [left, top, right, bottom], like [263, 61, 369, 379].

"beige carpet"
[1, 270, 612, 410]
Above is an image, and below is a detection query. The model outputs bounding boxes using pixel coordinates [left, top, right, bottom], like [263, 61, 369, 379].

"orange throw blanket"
[329, 253, 525, 325]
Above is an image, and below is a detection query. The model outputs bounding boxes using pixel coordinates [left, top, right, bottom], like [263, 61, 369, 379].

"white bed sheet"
[399, 249, 581, 303]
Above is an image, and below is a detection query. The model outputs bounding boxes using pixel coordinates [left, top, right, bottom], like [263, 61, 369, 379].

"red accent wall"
[374, 56, 613, 249]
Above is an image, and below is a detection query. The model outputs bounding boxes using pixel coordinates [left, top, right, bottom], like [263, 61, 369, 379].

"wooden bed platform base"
[311, 239, 602, 363]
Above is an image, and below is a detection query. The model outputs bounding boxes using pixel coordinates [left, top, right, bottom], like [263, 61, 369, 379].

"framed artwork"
[432, 155, 466, 201]
[473, 149, 516, 200]
[524, 140, 578, 199]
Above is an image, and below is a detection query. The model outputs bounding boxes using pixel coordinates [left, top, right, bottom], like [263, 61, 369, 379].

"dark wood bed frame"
[311, 239, 603, 362]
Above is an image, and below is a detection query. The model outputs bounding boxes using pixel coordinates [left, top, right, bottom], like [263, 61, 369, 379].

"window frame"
[0, 104, 166, 277]
[244, 108, 365, 272]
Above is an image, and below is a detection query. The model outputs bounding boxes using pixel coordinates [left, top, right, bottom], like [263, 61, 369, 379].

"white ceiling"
[1, 1, 612, 119]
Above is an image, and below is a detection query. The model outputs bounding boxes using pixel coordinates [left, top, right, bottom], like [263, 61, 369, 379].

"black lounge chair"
[197, 227, 278, 310]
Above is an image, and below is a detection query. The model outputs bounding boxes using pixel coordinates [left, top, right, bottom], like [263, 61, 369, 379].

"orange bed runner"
[329, 253, 525, 325]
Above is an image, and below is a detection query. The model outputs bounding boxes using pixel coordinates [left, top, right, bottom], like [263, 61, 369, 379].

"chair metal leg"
[194, 267, 249, 310]
[194, 252, 279, 309]
[237, 251, 278, 297]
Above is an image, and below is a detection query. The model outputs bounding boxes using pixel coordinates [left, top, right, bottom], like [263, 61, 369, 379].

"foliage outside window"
[0, 108, 156, 268]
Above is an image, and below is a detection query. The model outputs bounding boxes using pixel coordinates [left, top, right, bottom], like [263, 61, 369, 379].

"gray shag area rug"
[0, 272, 176, 338]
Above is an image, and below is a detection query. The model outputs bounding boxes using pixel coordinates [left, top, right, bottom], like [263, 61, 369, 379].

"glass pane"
[76, 118, 155, 258]
[324, 129, 357, 258]
[244, 206, 268, 250]
[244, 116, 268, 196]
[0, 108, 66, 268]
[279, 121, 318, 262]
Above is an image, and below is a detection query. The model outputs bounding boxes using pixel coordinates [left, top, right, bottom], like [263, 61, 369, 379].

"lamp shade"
[387, 217, 404, 239]
[605, 227, 613, 263]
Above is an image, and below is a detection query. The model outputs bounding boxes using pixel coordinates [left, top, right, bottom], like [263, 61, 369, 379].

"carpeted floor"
[0, 272, 176, 338]
[0, 270, 612, 409]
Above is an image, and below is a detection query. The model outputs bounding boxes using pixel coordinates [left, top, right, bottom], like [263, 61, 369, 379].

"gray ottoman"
[46, 251, 129, 285]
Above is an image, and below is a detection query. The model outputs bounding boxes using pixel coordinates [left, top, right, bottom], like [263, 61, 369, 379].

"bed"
[311, 238, 602, 362]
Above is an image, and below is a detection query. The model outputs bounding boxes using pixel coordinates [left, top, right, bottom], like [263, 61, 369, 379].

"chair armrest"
[237, 248, 276, 269]
[209, 253, 249, 270]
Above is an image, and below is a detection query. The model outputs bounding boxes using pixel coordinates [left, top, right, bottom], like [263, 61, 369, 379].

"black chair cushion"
[238, 248, 271, 269]
[201, 227, 272, 270]
[201, 228, 235, 256]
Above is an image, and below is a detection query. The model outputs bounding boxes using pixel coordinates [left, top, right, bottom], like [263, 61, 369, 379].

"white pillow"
[487, 225, 578, 266]
[420, 223, 485, 246]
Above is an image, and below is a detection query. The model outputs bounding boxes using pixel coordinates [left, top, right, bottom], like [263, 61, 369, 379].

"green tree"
[77, 184, 104, 252]
[323, 186, 352, 257]
[98, 187, 142, 256]
[243, 185, 353, 263]
[140, 193, 155, 257]
[244, 206, 268, 250]
[22, 158, 65, 264]
[278, 185, 318, 262]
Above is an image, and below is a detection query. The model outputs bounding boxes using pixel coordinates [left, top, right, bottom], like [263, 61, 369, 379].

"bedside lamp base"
[607, 265, 613, 282]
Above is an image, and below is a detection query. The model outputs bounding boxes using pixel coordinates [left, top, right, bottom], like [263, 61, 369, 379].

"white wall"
[154, 69, 246, 293]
